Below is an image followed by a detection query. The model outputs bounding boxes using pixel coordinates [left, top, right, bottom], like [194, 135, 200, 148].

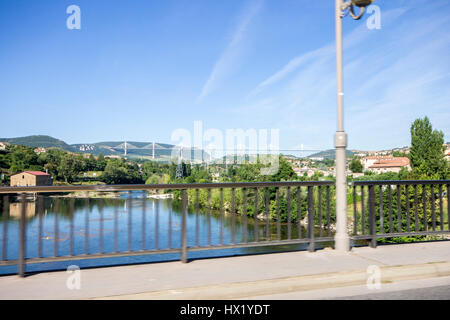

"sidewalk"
[0, 241, 449, 300]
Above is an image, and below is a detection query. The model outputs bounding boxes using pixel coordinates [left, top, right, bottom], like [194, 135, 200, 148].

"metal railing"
[0, 180, 448, 277]
[351, 180, 450, 247]
[0, 181, 335, 277]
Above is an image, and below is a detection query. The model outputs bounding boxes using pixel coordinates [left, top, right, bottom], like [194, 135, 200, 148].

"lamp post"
[334, 0, 375, 252]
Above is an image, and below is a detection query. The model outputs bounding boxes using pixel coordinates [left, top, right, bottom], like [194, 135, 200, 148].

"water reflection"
[9, 202, 37, 219]
[0, 193, 335, 272]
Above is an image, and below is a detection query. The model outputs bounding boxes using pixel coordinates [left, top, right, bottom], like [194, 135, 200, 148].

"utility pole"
[334, 0, 375, 252]
[152, 142, 155, 159]
[176, 147, 184, 180]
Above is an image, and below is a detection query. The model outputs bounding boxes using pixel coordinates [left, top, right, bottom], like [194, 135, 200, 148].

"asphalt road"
[338, 285, 450, 300]
[243, 275, 450, 300]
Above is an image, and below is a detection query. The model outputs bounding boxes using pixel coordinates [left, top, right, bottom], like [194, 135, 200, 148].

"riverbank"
[50, 191, 174, 199]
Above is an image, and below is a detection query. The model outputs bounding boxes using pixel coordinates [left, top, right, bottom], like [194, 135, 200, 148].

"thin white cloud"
[247, 45, 333, 98]
[235, 5, 450, 150]
[248, 7, 408, 98]
[197, 0, 263, 102]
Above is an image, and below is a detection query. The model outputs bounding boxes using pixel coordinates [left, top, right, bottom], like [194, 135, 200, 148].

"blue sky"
[0, 0, 449, 153]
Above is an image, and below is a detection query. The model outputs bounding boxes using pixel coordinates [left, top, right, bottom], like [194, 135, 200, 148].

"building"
[211, 172, 220, 183]
[294, 167, 313, 177]
[0, 142, 10, 151]
[353, 152, 368, 158]
[363, 156, 404, 171]
[10, 171, 53, 187]
[362, 156, 381, 170]
[363, 157, 410, 174]
[33, 147, 47, 155]
[328, 167, 336, 177]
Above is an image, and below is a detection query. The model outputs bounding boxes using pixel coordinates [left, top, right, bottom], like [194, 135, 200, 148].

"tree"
[409, 117, 448, 179]
[101, 159, 143, 184]
[349, 158, 363, 173]
[145, 174, 161, 185]
[0, 154, 7, 169]
[268, 156, 297, 181]
[84, 154, 97, 171]
[5, 145, 42, 173]
[38, 149, 65, 178]
[58, 155, 83, 183]
[95, 153, 107, 171]
[169, 162, 178, 180]
[393, 150, 407, 157]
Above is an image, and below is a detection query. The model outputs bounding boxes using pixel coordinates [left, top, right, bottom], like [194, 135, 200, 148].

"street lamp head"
[351, 0, 375, 8]
[343, 0, 375, 20]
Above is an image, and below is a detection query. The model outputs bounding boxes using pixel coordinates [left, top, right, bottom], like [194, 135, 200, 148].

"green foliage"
[226, 162, 261, 182]
[168, 161, 194, 181]
[392, 150, 408, 157]
[0, 143, 150, 185]
[2, 145, 43, 173]
[354, 183, 447, 243]
[145, 173, 170, 184]
[349, 158, 363, 173]
[145, 174, 161, 185]
[321, 158, 335, 167]
[176, 156, 337, 225]
[355, 170, 404, 182]
[58, 154, 84, 183]
[185, 165, 212, 183]
[409, 117, 448, 179]
[101, 159, 143, 184]
[142, 161, 169, 181]
[95, 153, 107, 171]
[267, 156, 297, 181]
[37, 149, 65, 177]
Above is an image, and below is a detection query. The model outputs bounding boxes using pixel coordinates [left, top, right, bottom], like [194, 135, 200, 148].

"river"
[0, 191, 335, 275]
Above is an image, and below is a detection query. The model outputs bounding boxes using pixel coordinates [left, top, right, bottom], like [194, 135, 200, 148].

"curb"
[97, 261, 450, 300]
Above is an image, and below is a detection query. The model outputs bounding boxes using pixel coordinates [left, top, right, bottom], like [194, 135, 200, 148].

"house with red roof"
[363, 156, 410, 174]
[10, 171, 53, 187]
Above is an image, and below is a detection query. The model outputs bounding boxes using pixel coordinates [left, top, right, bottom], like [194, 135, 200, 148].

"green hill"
[0, 135, 74, 151]
[308, 149, 354, 160]
[0, 135, 208, 161]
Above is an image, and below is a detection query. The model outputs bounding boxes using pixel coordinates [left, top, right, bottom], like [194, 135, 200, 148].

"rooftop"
[19, 171, 50, 176]
[369, 157, 410, 168]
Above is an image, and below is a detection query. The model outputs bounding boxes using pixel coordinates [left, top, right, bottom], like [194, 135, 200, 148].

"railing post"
[308, 186, 315, 252]
[352, 185, 357, 236]
[181, 189, 188, 263]
[2, 195, 9, 262]
[447, 184, 450, 231]
[368, 185, 377, 248]
[18, 194, 26, 277]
